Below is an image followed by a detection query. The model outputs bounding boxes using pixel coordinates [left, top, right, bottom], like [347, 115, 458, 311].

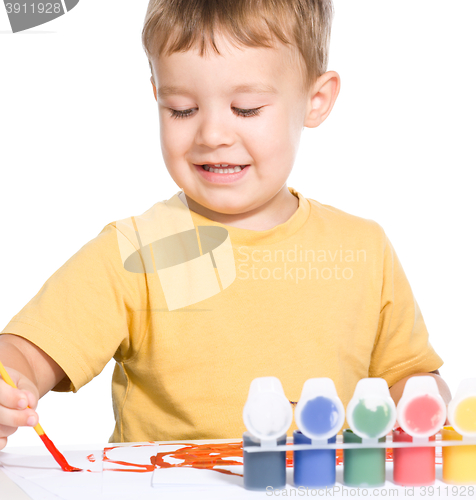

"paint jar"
[293, 431, 336, 488]
[243, 431, 287, 490]
[242, 377, 293, 491]
[447, 378, 476, 438]
[397, 376, 446, 439]
[292, 379, 344, 488]
[393, 427, 436, 486]
[343, 429, 386, 487]
[346, 378, 396, 440]
[392, 376, 445, 486]
[294, 378, 345, 443]
[442, 426, 476, 484]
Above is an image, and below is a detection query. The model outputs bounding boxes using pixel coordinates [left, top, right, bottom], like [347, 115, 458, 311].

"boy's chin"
[182, 192, 255, 217]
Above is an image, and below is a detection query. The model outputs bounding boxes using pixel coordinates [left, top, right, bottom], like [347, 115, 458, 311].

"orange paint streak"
[102, 445, 156, 473]
[87, 454, 96, 463]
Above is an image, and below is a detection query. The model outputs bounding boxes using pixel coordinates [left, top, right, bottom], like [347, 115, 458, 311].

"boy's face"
[150, 34, 321, 221]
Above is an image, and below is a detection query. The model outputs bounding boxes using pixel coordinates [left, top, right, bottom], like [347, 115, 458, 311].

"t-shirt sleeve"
[369, 232, 443, 387]
[0, 223, 145, 393]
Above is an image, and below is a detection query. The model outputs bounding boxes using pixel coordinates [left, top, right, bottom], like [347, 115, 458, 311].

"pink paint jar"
[393, 427, 436, 486]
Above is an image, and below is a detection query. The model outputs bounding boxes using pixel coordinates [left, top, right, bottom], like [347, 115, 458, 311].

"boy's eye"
[169, 107, 263, 120]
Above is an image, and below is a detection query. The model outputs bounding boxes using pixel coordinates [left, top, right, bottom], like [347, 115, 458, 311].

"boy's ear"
[151, 76, 158, 102]
[303, 71, 340, 129]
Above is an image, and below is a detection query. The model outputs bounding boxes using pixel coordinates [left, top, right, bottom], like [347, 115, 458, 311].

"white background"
[0, 0, 475, 448]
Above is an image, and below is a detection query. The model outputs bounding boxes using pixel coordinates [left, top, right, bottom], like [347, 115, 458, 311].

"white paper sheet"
[0, 449, 103, 500]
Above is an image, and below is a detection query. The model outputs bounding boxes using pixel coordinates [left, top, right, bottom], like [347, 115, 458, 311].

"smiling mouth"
[198, 164, 249, 173]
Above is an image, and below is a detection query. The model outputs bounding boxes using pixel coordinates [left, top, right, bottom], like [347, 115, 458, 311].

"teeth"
[202, 164, 245, 173]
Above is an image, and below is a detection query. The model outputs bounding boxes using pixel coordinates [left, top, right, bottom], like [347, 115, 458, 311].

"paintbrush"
[0, 360, 81, 472]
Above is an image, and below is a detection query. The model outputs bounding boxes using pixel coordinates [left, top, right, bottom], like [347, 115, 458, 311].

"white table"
[0, 468, 30, 500]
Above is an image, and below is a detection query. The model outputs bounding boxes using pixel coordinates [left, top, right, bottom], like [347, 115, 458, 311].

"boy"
[0, 0, 450, 448]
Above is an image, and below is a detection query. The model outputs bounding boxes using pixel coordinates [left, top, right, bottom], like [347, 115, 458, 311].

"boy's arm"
[0, 334, 66, 449]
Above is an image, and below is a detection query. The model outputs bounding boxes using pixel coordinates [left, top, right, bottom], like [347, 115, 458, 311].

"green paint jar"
[343, 429, 386, 487]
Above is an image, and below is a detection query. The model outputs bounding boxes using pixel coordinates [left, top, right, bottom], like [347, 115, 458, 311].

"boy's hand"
[0, 366, 39, 450]
[0, 334, 66, 450]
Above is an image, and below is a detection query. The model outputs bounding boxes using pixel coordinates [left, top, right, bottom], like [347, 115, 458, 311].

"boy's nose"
[195, 114, 235, 148]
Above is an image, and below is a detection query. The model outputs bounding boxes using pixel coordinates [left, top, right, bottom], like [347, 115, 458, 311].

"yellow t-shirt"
[0, 187, 443, 442]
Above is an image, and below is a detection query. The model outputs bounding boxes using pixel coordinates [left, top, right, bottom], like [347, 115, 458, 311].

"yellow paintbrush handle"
[0, 360, 15, 387]
[34, 423, 45, 435]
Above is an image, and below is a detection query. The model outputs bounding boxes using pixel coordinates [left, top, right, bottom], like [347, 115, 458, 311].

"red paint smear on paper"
[87, 454, 96, 463]
[38, 433, 82, 472]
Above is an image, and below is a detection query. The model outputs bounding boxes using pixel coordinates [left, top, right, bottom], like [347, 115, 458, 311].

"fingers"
[0, 404, 38, 429]
[22, 389, 38, 410]
[0, 376, 39, 447]
[0, 405, 39, 451]
[13, 375, 40, 410]
[0, 408, 38, 450]
[0, 379, 35, 411]
[0, 406, 38, 451]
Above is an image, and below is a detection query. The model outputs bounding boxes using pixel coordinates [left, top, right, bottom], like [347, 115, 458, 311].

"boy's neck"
[178, 186, 299, 231]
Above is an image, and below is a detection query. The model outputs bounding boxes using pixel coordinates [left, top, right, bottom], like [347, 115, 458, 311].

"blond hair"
[142, 0, 334, 94]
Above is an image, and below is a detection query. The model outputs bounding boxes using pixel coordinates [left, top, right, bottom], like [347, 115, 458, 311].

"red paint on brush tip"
[39, 434, 82, 472]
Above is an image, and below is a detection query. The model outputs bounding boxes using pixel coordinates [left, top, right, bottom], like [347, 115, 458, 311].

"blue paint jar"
[293, 430, 336, 487]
